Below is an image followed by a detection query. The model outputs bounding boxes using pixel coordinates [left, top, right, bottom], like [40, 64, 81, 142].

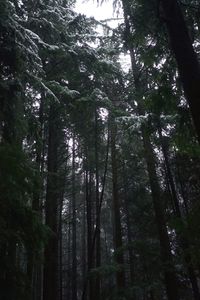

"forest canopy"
[1, 0, 200, 300]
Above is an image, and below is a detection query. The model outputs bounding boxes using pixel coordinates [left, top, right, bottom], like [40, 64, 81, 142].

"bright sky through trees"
[75, 0, 131, 70]
[75, 0, 115, 20]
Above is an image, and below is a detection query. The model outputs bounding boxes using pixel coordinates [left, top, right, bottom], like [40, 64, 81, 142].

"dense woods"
[1, 0, 200, 299]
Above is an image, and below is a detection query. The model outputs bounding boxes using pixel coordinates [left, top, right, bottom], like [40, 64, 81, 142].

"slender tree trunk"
[72, 137, 77, 300]
[122, 161, 135, 285]
[66, 207, 72, 300]
[81, 188, 87, 298]
[82, 168, 90, 300]
[122, 165, 135, 284]
[142, 126, 179, 300]
[126, 208, 134, 284]
[95, 108, 101, 300]
[29, 95, 44, 300]
[82, 166, 92, 300]
[121, 4, 180, 297]
[157, 122, 182, 219]
[160, 0, 200, 142]
[175, 155, 190, 217]
[59, 195, 63, 300]
[58, 170, 67, 300]
[82, 135, 109, 300]
[43, 104, 59, 300]
[87, 169, 95, 300]
[157, 121, 200, 300]
[110, 120, 126, 290]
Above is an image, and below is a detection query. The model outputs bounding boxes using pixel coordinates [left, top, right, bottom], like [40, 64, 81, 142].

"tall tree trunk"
[157, 121, 200, 300]
[82, 168, 91, 300]
[58, 194, 63, 300]
[110, 120, 126, 290]
[142, 126, 179, 300]
[87, 169, 95, 300]
[95, 108, 101, 300]
[0, 46, 25, 299]
[125, 206, 134, 285]
[58, 169, 67, 300]
[81, 188, 87, 298]
[81, 164, 95, 300]
[121, 4, 180, 298]
[28, 95, 44, 300]
[123, 162, 135, 285]
[43, 104, 59, 300]
[160, 0, 200, 142]
[122, 164, 135, 285]
[82, 134, 109, 300]
[72, 137, 77, 300]
[3, 241, 17, 300]
[66, 207, 72, 300]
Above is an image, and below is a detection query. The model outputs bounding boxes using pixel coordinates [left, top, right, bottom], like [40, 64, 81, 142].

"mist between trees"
[1, 0, 200, 300]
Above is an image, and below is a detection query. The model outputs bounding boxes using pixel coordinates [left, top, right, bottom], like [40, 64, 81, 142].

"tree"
[2, 0, 200, 299]
[159, 0, 200, 142]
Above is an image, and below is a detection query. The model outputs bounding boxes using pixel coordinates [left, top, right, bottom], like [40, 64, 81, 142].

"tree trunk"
[110, 120, 126, 290]
[87, 169, 95, 300]
[82, 134, 109, 300]
[95, 108, 101, 300]
[157, 121, 200, 300]
[160, 0, 200, 142]
[66, 207, 72, 300]
[142, 126, 179, 300]
[72, 137, 77, 300]
[81, 164, 94, 300]
[58, 170, 67, 300]
[81, 188, 87, 298]
[126, 209, 135, 285]
[123, 166, 135, 285]
[29, 95, 44, 300]
[121, 4, 180, 298]
[43, 104, 59, 300]
[0, 38, 25, 299]
[58, 194, 63, 300]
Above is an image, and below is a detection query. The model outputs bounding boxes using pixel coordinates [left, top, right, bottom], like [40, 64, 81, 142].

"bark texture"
[160, 0, 200, 142]
[43, 105, 59, 300]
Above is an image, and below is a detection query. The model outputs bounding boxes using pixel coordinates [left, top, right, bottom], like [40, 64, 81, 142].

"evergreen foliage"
[0, 0, 200, 300]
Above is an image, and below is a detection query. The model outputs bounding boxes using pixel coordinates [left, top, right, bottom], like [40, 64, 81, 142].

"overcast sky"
[75, 0, 120, 21]
[75, 0, 130, 71]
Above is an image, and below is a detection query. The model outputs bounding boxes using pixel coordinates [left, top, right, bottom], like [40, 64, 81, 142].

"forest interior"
[1, 0, 200, 299]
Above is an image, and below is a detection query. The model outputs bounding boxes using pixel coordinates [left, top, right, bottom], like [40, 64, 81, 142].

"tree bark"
[43, 104, 59, 300]
[110, 120, 126, 290]
[66, 206, 72, 300]
[122, 164, 135, 285]
[160, 0, 200, 142]
[157, 121, 200, 300]
[82, 134, 109, 300]
[82, 167, 92, 300]
[142, 126, 180, 300]
[58, 170, 67, 300]
[58, 194, 63, 300]
[72, 137, 77, 300]
[83, 164, 95, 300]
[81, 187, 87, 299]
[95, 108, 101, 300]
[121, 4, 180, 298]
[29, 95, 44, 300]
